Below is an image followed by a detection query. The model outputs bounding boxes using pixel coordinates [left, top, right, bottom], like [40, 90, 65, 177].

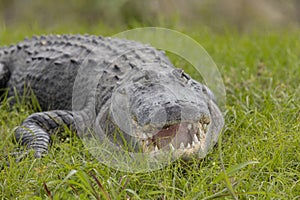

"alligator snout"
[109, 64, 223, 159]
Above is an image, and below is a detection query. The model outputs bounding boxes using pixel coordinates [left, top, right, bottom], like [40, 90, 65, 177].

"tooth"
[193, 134, 199, 143]
[180, 142, 185, 149]
[187, 143, 191, 148]
[147, 133, 153, 138]
[154, 145, 159, 151]
[199, 128, 205, 138]
[199, 123, 203, 130]
[169, 143, 175, 151]
[203, 124, 207, 130]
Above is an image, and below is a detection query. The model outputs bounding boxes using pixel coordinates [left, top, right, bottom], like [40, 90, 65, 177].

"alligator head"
[99, 62, 224, 160]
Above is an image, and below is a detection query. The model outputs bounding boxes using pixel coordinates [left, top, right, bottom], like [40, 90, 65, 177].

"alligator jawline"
[107, 108, 210, 157]
[137, 121, 209, 157]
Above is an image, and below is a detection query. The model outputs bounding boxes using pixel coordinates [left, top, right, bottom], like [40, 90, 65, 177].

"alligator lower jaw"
[138, 121, 209, 158]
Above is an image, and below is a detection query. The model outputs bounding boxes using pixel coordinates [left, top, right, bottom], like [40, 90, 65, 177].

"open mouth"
[136, 118, 211, 158]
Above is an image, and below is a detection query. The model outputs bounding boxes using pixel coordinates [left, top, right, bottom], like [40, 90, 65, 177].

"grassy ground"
[0, 26, 299, 199]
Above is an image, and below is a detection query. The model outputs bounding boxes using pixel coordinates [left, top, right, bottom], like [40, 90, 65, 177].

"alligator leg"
[14, 110, 76, 158]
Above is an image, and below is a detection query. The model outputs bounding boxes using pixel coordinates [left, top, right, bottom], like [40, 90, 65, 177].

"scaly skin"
[0, 34, 224, 159]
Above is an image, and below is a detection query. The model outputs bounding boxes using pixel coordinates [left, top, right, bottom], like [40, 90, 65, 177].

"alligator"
[0, 34, 224, 160]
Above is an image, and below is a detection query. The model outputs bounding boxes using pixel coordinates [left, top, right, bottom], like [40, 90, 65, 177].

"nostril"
[165, 105, 182, 122]
[150, 105, 182, 126]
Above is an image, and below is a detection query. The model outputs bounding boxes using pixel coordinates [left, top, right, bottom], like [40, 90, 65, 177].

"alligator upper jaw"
[136, 120, 211, 158]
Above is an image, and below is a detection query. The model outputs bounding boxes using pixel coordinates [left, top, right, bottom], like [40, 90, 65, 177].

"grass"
[0, 26, 299, 199]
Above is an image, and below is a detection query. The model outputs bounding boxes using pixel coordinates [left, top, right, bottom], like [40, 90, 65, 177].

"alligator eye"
[173, 68, 190, 83]
[172, 68, 183, 78]
[181, 72, 190, 81]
